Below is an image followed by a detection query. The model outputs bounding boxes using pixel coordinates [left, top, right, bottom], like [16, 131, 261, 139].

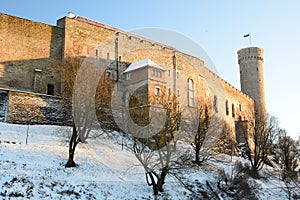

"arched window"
[188, 78, 194, 107]
[213, 95, 218, 113]
[225, 100, 229, 115]
[232, 103, 235, 118]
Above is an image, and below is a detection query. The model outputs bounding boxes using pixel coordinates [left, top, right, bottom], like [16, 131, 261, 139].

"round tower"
[237, 47, 266, 120]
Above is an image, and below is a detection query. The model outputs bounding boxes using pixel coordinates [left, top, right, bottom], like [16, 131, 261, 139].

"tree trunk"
[65, 151, 76, 167]
[195, 141, 200, 164]
[146, 172, 158, 195]
[157, 166, 168, 192]
[65, 124, 79, 168]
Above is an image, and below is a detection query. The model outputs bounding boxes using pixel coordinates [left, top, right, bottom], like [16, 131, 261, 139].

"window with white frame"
[157, 71, 161, 77]
[151, 69, 162, 78]
[151, 69, 155, 76]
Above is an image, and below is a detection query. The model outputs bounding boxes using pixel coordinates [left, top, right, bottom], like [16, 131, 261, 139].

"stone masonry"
[0, 13, 265, 145]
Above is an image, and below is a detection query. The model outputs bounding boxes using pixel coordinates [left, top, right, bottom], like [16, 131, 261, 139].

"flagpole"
[243, 33, 252, 46]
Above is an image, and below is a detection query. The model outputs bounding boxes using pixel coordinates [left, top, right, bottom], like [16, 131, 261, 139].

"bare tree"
[243, 112, 268, 176]
[56, 57, 114, 167]
[191, 104, 212, 165]
[129, 90, 182, 195]
[55, 57, 82, 167]
[266, 114, 280, 155]
[277, 129, 299, 174]
[214, 122, 237, 156]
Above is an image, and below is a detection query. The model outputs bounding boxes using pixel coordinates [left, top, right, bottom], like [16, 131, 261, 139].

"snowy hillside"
[0, 123, 299, 199]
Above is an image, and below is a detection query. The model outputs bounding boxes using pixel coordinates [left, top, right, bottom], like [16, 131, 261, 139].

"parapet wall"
[5, 90, 72, 125]
[61, 15, 255, 122]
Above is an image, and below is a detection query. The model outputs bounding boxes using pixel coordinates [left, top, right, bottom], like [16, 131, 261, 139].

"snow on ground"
[0, 122, 298, 199]
[0, 123, 187, 199]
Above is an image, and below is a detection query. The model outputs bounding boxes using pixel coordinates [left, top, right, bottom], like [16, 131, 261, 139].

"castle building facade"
[0, 13, 266, 144]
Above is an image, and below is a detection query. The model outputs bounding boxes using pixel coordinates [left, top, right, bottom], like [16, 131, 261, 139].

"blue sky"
[1, 1, 299, 139]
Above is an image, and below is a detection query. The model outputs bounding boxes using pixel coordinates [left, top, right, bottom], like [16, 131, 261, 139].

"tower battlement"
[238, 47, 264, 64]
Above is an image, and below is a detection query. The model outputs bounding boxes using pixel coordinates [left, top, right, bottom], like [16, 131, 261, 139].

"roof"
[123, 58, 165, 73]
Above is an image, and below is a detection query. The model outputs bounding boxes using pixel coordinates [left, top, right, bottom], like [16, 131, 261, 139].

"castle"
[0, 12, 266, 145]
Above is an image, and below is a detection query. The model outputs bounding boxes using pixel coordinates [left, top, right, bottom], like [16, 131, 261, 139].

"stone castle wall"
[0, 13, 257, 142]
[60, 16, 254, 128]
[0, 90, 8, 122]
[5, 90, 72, 125]
[0, 13, 63, 95]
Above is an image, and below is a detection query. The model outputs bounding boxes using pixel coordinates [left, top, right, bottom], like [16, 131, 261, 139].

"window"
[168, 70, 171, 76]
[126, 73, 131, 80]
[47, 84, 54, 95]
[107, 52, 110, 60]
[177, 89, 180, 96]
[152, 70, 155, 76]
[226, 100, 229, 115]
[157, 71, 161, 77]
[155, 87, 160, 96]
[188, 78, 194, 107]
[232, 104, 235, 118]
[95, 49, 99, 57]
[213, 95, 218, 113]
[176, 71, 179, 79]
[151, 69, 162, 78]
[239, 104, 242, 111]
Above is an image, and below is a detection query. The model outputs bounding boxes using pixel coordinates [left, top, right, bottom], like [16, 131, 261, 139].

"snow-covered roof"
[123, 58, 165, 73]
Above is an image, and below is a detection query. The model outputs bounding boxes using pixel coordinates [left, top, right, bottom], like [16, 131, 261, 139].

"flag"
[243, 33, 250, 38]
